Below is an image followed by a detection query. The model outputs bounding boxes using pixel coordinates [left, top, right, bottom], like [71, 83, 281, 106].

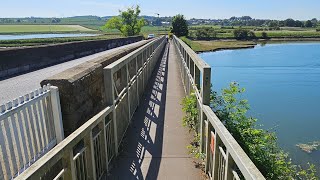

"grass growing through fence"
[182, 82, 318, 179]
[181, 92, 206, 162]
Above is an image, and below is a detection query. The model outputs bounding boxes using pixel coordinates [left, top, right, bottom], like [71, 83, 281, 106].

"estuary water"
[0, 33, 97, 40]
[199, 42, 320, 169]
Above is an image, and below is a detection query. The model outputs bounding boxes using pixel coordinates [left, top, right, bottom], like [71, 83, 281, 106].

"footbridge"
[1, 36, 265, 179]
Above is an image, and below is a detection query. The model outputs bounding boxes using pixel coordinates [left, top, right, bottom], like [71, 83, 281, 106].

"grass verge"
[180, 37, 256, 52]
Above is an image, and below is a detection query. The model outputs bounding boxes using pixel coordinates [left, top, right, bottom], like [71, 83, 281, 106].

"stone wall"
[0, 36, 143, 79]
[41, 40, 150, 136]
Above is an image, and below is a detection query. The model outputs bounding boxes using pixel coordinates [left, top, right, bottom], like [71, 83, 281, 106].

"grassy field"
[180, 37, 256, 52]
[0, 25, 169, 47]
[0, 25, 97, 34]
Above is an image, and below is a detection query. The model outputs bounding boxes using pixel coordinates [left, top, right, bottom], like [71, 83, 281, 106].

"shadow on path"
[107, 43, 170, 180]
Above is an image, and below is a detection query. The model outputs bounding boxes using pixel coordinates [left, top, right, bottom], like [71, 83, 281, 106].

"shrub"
[233, 29, 256, 40]
[211, 82, 318, 179]
[195, 27, 217, 40]
[261, 32, 268, 39]
[182, 82, 318, 179]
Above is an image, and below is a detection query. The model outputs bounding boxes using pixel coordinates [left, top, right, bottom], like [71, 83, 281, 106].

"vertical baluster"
[24, 94, 36, 163]
[41, 95, 53, 143]
[38, 91, 49, 149]
[62, 150, 76, 180]
[1, 113, 15, 178]
[84, 131, 97, 180]
[34, 93, 46, 152]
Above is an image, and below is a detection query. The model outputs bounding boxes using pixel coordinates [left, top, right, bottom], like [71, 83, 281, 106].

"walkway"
[107, 41, 203, 179]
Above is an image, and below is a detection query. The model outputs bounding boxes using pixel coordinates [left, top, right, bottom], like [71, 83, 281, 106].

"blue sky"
[1, 0, 319, 20]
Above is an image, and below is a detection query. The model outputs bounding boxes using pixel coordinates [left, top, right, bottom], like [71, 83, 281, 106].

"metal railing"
[0, 85, 64, 180]
[0, 85, 64, 179]
[173, 35, 265, 180]
[15, 36, 167, 180]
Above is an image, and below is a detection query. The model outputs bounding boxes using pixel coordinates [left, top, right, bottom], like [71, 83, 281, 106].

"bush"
[211, 82, 318, 179]
[261, 32, 268, 39]
[233, 29, 256, 40]
[195, 27, 217, 40]
[316, 28, 320, 32]
[182, 83, 318, 179]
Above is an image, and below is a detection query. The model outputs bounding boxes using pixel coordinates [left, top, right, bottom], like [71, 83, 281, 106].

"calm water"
[0, 33, 97, 40]
[200, 42, 320, 169]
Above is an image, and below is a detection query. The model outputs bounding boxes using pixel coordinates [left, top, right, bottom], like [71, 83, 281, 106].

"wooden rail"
[173, 35, 265, 180]
[15, 36, 167, 179]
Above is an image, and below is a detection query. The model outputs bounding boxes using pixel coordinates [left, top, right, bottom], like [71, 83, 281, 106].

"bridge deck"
[107, 41, 203, 179]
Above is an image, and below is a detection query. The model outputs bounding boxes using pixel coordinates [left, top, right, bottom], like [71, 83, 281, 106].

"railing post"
[49, 86, 64, 143]
[84, 132, 97, 180]
[136, 57, 139, 106]
[225, 151, 235, 180]
[104, 68, 119, 156]
[200, 67, 211, 152]
[213, 133, 222, 180]
[62, 150, 76, 180]
[126, 64, 131, 121]
[205, 120, 211, 173]
[98, 120, 108, 173]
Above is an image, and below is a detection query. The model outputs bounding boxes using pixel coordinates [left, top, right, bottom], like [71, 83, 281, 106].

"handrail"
[15, 36, 167, 180]
[173, 35, 265, 180]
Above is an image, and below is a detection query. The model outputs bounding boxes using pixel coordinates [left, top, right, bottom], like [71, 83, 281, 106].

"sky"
[1, 0, 319, 20]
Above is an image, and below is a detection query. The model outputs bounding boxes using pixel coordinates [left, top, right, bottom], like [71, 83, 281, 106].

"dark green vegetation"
[182, 83, 318, 179]
[188, 26, 320, 40]
[105, 6, 145, 36]
[171, 14, 189, 37]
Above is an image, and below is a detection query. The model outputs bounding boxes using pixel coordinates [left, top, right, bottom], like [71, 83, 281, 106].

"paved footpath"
[107, 41, 203, 180]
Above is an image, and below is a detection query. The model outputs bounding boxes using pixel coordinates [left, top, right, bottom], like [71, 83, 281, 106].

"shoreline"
[196, 45, 255, 53]
[195, 38, 320, 53]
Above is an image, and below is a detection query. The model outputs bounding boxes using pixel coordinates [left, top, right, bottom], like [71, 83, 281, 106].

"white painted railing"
[0, 85, 64, 180]
[173, 35, 265, 180]
[14, 36, 167, 180]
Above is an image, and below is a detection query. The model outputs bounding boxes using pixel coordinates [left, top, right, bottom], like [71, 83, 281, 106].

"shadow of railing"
[108, 43, 169, 179]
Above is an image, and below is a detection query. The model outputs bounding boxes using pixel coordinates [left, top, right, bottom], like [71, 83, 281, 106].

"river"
[0, 33, 97, 40]
[199, 42, 320, 169]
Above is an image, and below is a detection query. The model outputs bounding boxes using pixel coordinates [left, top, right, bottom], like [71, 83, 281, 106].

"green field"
[180, 37, 256, 52]
[0, 25, 97, 34]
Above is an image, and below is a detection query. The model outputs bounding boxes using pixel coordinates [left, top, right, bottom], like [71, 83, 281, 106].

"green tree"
[305, 20, 313, 28]
[105, 6, 145, 36]
[171, 14, 188, 37]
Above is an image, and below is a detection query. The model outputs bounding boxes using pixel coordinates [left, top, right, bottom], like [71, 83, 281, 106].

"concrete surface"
[107, 42, 202, 180]
[0, 40, 148, 105]
[0, 36, 143, 79]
